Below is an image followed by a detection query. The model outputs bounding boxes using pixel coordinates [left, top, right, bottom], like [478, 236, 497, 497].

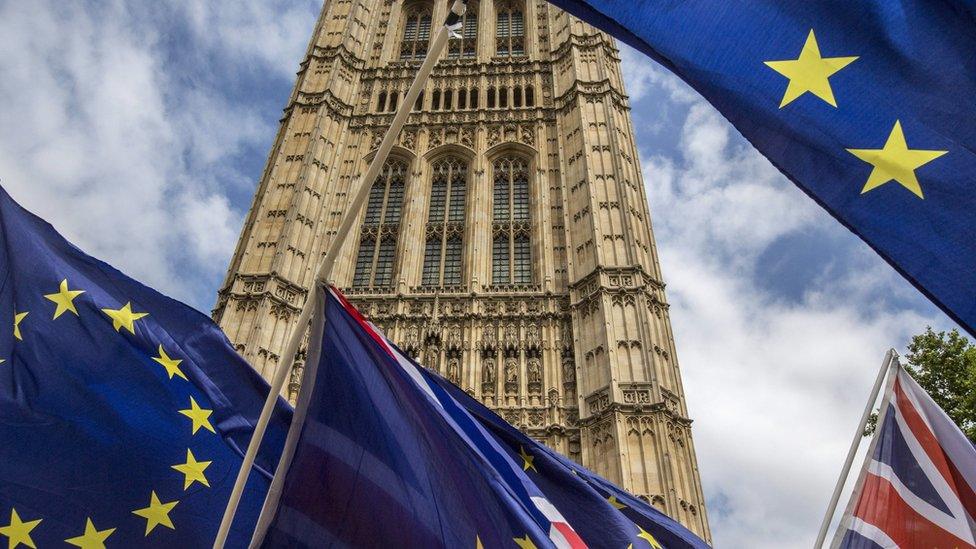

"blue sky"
[0, 2, 961, 546]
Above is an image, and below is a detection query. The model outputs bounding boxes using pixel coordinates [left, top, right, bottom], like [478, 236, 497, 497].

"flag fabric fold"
[546, 0, 976, 336]
[255, 286, 709, 548]
[429, 374, 711, 549]
[836, 366, 976, 548]
[0, 186, 292, 547]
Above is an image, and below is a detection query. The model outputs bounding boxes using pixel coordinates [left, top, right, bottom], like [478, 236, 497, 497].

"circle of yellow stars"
[1, 278, 219, 547]
[764, 29, 947, 199]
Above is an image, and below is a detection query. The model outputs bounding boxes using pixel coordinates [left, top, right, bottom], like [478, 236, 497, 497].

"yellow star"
[172, 449, 211, 490]
[132, 491, 178, 536]
[518, 445, 537, 472]
[475, 535, 483, 549]
[514, 535, 538, 549]
[101, 302, 148, 334]
[64, 518, 115, 549]
[0, 508, 42, 549]
[179, 397, 215, 435]
[608, 494, 627, 510]
[44, 279, 85, 320]
[13, 312, 27, 341]
[636, 524, 663, 549]
[152, 345, 188, 381]
[847, 120, 947, 199]
[764, 29, 858, 108]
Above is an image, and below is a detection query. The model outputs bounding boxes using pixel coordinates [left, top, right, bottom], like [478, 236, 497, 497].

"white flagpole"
[212, 2, 468, 547]
[827, 354, 902, 549]
[813, 349, 898, 548]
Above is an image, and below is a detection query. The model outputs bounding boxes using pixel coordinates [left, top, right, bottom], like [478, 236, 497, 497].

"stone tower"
[213, 0, 710, 539]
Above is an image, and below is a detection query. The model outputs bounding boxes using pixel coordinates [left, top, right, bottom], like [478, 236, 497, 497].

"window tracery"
[400, 4, 432, 61]
[448, 3, 478, 59]
[422, 156, 468, 286]
[495, 0, 525, 57]
[353, 159, 408, 287]
[492, 156, 532, 285]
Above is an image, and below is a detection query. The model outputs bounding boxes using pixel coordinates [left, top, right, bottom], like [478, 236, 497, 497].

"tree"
[904, 327, 976, 441]
[864, 327, 976, 442]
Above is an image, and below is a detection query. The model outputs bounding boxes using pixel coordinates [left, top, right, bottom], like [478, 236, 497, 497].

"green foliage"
[905, 327, 976, 441]
[864, 327, 976, 442]
[863, 411, 878, 437]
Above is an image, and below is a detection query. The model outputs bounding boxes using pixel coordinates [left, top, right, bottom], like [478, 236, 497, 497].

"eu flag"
[547, 1, 976, 335]
[252, 287, 708, 548]
[0, 186, 291, 547]
[432, 376, 711, 549]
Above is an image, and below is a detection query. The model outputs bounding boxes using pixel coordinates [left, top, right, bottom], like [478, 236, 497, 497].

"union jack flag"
[836, 366, 976, 548]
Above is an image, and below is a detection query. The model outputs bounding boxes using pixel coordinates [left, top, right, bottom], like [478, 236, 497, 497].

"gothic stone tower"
[214, 0, 710, 539]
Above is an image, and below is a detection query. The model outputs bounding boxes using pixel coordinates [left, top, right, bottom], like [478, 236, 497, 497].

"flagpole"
[827, 355, 902, 549]
[212, 2, 468, 547]
[813, 349, 897, 548]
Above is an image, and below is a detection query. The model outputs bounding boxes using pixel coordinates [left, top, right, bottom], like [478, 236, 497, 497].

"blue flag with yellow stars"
[0, 186, 292, 547]
[546, 0, 976, 335]
[253, 287, 708, 548]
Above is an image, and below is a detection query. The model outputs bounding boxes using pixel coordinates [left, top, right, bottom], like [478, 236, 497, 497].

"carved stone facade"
[213, 0, 709, 540]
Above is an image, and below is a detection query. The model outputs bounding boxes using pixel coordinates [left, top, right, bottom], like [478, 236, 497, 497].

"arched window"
[525, 85, 535, 107]
[376, 91, 387, 112]
[499, 86, 509, 108]
[496, 1, 525, 57]
[422, 156, 468, 286]
[432, 89, 442, 110]
[400, 4, 433, 61]
[448, 4, 478, 59]
[487, 87, 496, 108]
[514, 86, 523, 108]
[492, 156, 532, 285]
[353, 159, 408, 287]
[458, 88, 467, 109]
[470, 88, 479, 108]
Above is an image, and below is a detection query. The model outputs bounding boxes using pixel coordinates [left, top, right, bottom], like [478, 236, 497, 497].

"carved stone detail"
[213, 2, 710, 541]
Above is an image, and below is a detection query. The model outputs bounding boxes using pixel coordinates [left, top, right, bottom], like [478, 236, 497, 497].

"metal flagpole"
[212, 2, 468, 547]
[826, 354, 902, 549]
[813, 349, 898, 548]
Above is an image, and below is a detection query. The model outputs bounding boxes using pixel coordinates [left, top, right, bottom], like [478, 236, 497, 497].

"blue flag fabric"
[429, 376, 711, 549]
[546, 0, 976, 335]
[256, 287, 708, 548]
[0, 186, 291, 547]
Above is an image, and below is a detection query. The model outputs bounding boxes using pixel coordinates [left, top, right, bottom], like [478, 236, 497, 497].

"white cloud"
[619, 44, 698, 104]
[647, 103, 821, 269]
[0, 3, 961, 546]
[0, 0, 318, 308]
[632, 81, 952, 545]
[175, 2, 321, 79]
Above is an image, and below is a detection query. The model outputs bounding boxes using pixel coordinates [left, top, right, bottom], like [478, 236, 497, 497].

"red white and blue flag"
[837, 367, 976, 548]
[251, 286, 710, 548]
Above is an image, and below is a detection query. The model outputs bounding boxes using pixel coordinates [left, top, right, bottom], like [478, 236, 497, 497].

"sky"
[0, 1, 962, 547]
